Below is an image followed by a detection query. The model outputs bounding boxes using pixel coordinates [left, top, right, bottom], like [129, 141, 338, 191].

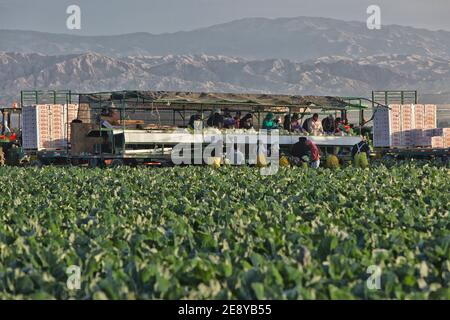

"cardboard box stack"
[414, 104, 425, 129]
[433, 128, 450, 148]
[431, 136, 444, 148]
[400, 104, 414, 147]
[373, 103, 449, 148]
[22, 104, 79, 150]
[390, 104, 402, 147]
[424, 104, 437, 129]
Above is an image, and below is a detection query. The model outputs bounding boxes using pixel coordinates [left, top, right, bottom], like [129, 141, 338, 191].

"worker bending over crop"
[291, 137, 320, 168]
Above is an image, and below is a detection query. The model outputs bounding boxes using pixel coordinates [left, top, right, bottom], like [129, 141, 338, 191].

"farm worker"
[306, 138, 320, 168]
[291, 137, 309, 159]
[303, 113, 324, 135]
[98, 106, 120, 126]
[233, 111, 241, 129]
[188, 113, 202, 129]
[291, 137, 320, 168]
[223, 109, 236, 129]
[322, 114, 335, 134]
[274, 116, 283, 129]
[207, 109, 224, 128]
[239, 113, 254, 129]
[334, 117, 344, 135]
[351, 136, 371, 159]
[283, 114, 291, 131]
[262, 113, 277, 130]
[290, 113, 302, 132]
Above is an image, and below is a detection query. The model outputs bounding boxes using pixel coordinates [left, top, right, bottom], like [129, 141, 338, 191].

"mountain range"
[1, 16, 450, 106]
[2, 16, 450, 61]
[1, 51, 450, 105]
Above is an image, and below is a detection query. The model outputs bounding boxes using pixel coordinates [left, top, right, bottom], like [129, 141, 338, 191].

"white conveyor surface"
[114, 130, 362, 147]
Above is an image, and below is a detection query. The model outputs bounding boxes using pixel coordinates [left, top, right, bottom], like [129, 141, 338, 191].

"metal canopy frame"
[77, 90, 374, 130]
[78, 90, 359, 110]
[372, 90, 418, 106]
[21, 90, 73, 106]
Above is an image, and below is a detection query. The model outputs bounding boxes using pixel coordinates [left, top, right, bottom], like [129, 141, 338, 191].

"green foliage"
[354, 153, 369, 169]
[0, 163, 449, 299]
[326, 155, 340, 169]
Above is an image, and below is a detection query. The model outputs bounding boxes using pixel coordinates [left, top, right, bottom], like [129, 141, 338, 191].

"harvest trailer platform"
[16, 90, 370, 166]
[12, 91, 382, 166]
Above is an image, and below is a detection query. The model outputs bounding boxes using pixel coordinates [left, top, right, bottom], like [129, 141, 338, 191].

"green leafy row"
[0, 163, 449, 299]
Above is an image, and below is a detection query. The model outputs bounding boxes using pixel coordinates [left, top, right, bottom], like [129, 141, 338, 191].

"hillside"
[1, 52, 450, 105]
[2, 16, 450, 61]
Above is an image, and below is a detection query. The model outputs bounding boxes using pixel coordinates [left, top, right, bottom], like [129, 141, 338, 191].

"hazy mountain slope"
[2, 16, 450, 60]
[1, 52, 450, 104]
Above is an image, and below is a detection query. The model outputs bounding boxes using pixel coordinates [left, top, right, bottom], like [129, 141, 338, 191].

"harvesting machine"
[4, 89, 447, 167]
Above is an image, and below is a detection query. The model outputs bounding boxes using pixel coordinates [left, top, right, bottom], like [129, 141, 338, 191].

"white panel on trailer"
[22, 105, 39, 149]
[373, 106, 390, 148]
[116, 130, 362, 147]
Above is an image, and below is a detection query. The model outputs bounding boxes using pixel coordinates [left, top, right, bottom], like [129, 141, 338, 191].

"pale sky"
[0, 0, 449, 35]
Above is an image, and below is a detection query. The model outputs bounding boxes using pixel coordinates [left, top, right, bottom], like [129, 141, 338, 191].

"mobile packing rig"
[1, 89, 447, 167]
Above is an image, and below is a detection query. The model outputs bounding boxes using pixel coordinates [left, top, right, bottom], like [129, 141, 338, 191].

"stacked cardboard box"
[22, 104, 79, 150]
[390, 104, 402, 147]
[417, 128, 450, 148]
[400, 104, 414, 146]
[373, 103, 448, 148]
[414, 104, 425, 129]
[433, 128, 450, 137]
[431, 136, 444, 148]
[433, 128, 450, 148]
[424, 104, 437, 129]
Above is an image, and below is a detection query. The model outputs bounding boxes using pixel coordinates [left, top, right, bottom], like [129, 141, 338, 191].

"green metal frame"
[21, 90, 72, 106]
[371, 90, 418, 106]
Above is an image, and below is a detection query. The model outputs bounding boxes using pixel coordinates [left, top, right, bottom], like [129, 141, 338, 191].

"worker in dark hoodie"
[239, 113, 253, 129]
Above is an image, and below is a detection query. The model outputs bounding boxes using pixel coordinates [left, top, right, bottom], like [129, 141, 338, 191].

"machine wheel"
[70, 158, 80, 167]
[88, 158, 99, 168]
[439, 155, 449, 165]
[110, 159, 124, 167]
[30, 159, 43, 168]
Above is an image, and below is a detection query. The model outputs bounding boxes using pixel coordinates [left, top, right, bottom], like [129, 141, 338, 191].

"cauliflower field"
[0, 163, 449, 299]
